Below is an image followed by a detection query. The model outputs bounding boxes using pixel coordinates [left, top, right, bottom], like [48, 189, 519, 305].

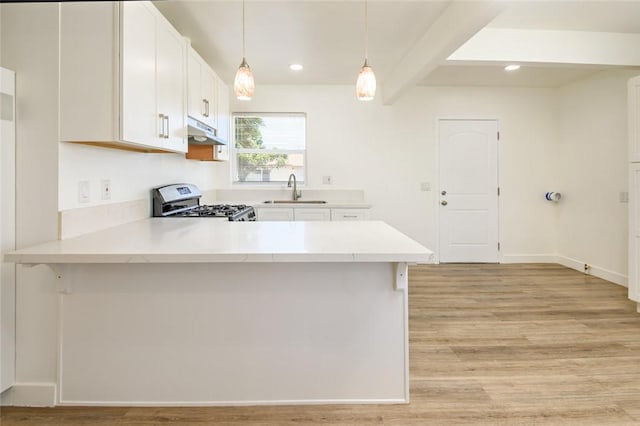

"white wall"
[1, 3, 60, 404]
[555, 70, 638, 284]
[226, 85, 559, 258]
[58, 144, 225, 210]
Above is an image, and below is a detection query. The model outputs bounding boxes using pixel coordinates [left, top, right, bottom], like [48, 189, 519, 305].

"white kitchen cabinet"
[331, 208, 370, 221]
[294, 208, 331, 221]
[187, 47, 218, 130]
[185, 64, 229, 162]
[256, 207, 369, 222]
[215, 75, 230, 160]
[60, 1, 187, 153]
[256, 208, 294, 221]
[155, 12, 187, 152]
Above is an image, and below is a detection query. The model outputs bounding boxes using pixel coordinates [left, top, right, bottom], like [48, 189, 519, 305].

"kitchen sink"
[263, 200, 327, 204]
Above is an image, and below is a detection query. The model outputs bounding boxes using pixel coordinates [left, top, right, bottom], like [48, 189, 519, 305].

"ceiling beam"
[448, 28, 640, 66]
[381, 1, 506, 106]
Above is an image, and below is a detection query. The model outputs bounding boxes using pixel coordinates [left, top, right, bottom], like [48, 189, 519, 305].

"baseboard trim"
[501, 254, 558, 264]
[1, 383, 56, 407]
[556, 255, 627, 287]
[57, 398, 409, 407]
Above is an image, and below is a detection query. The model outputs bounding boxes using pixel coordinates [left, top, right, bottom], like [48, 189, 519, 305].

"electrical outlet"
[322, 176, 332, 185]
[78, 180, 90, 203]
[420, 182, 431, 192]
[101, 179, 111, 200]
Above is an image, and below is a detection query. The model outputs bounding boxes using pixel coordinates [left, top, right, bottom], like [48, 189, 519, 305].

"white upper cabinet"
[60, 1, 187, 153]
[155, 12, 187, 152]
[187, 47, 218, 130]
[217, 75, 230, 145]
[629, 76, 640, 162]
[120, 2, 158, 148]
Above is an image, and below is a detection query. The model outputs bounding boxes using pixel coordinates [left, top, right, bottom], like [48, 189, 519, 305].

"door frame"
[434, 117, 502, 264]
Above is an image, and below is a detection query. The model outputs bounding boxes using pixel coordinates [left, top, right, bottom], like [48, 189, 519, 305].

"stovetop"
[152, 184, 256, 221]
[175, 204, 255, 220]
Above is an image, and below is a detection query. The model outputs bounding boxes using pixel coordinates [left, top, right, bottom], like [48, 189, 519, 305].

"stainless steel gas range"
[152, 183, 256, 221]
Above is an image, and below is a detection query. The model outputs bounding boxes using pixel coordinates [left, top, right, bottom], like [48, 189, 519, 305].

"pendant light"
[234, 0, 254, 101]
[356, 0, 376, 101]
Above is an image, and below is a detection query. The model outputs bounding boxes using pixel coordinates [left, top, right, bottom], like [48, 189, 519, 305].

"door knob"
[441, 200, 448, 206]
[441, 190, 447, 196]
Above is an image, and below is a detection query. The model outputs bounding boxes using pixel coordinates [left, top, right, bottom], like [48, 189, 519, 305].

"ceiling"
[154, 0, 640, 93]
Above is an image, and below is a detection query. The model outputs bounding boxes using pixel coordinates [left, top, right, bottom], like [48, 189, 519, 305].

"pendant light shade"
[356, 0, 375, 101]
[356, 60, 376, 101]
[234, 58, 254, 101]
[234, 0, 254, 101]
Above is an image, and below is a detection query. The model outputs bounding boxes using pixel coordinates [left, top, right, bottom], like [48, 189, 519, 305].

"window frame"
[231, 112, 307, 186]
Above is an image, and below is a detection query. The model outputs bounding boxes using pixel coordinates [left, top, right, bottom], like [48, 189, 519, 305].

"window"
[232, 113, 306, 184]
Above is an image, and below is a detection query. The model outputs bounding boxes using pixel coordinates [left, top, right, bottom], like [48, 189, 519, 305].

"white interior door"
[1, 67, 16, 392]
[438, 119, 499, 263]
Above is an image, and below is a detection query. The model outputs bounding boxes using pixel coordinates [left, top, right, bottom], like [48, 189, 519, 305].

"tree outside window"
[233, 113, 306, 183]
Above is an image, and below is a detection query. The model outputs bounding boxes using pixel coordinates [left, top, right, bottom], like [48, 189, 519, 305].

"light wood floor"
[3, 264, 640, 425]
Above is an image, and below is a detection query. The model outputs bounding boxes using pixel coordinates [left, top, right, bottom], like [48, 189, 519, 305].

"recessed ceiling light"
[504, 64, 521, 72]
[289, 64, 303, 71]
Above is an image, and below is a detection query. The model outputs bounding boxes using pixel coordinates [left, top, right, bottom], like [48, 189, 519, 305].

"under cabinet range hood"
[187, 117, 226, 145]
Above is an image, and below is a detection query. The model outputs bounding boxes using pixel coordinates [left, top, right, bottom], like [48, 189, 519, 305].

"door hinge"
[497, 187, 500, 196]
[498, 242, 501, 251]
[497, 131, 500, 141]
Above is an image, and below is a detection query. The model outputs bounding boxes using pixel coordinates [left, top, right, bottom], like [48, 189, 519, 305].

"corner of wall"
[0, 383, 57, 407]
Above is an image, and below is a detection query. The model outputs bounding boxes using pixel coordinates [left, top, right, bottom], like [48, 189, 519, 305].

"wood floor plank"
[3, 263, 640, 425]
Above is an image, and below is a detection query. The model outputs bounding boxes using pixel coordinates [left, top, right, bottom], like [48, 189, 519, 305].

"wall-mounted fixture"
[545, 191, 561, 202]
[356, 0, 376, 101]
[234, 0, 254, 101]
[504, 64, 520, 72]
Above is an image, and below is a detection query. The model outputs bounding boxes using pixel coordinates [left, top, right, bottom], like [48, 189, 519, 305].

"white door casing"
[438, 119, 499, 263]
[1, 67, 16, 392]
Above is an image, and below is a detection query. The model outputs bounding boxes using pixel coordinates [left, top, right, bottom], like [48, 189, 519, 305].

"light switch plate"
[101, 179, 111, 200]
[322, 176, 332, 185]
[78, 180, 90, 203]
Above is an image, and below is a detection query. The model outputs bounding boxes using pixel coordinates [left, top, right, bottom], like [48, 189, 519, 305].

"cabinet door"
[202, 67, 218, 129]
[294, 208, 331, 221]
[630, 77, 640, 162]
[157, 17, 186, 153]
[120, 1, 158, 147]
[256, 208, 294, 221]
[187, 49, 205, 123]
[629, 163, 640, 303]
[330, 209, 369, 221]
[216, 76, 230, 161]
[217, 76, 230, 144]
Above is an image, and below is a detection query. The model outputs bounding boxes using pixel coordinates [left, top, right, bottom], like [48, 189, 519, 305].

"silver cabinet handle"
[343, 215, 359, 218]
[164, 115, 169, 139]
[441, 200, 448, 206]
[158, 113, 165, 138]
[203, 99, 209, 117]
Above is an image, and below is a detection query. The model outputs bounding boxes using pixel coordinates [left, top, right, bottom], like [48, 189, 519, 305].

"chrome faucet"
[287, 173, 301, 201]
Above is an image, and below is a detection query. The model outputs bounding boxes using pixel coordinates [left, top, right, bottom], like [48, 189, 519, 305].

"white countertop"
[5, 219, 434, 264]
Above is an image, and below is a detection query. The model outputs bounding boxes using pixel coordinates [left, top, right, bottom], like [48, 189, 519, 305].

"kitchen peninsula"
[6, 219, 433, 406]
